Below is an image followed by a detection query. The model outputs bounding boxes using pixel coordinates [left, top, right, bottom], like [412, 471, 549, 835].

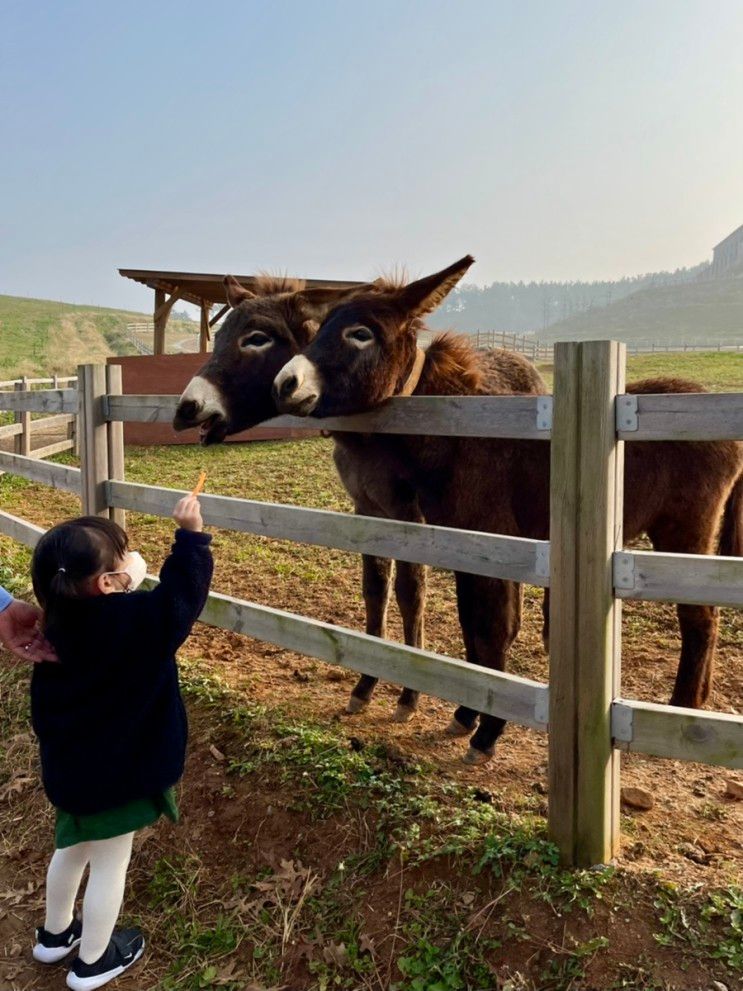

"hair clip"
[57, 567, 67, 574]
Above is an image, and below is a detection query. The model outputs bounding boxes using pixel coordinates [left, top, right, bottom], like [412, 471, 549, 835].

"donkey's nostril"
[173, 399, 202, 428]
[278, 374, 298, 400]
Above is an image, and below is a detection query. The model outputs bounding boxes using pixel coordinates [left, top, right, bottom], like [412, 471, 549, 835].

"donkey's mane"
[253, 272, 307, 296]
[418, 333, 483, 396]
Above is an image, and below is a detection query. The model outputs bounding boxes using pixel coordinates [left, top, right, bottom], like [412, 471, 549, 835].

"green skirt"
[55, 786, 179, 849]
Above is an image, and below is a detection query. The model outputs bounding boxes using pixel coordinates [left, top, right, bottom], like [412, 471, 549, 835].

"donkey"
[272, 256, 743, 764]
[173, 274, 431, 721]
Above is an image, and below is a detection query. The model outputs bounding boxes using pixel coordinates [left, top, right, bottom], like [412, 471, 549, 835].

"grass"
[536, 347, 743, 392]
[0, 293, 196, 378]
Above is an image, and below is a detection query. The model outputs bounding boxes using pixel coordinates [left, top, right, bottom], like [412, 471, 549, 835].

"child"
[29, 494, 212, 990]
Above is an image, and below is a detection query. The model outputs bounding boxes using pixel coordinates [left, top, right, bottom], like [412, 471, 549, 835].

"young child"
[29, 494, 212, 990]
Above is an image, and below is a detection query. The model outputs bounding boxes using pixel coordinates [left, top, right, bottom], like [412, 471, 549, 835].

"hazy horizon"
[2, 0, 742, 314]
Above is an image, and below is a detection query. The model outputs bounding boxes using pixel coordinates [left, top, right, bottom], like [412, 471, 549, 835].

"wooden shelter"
[119, 268, 363, 354]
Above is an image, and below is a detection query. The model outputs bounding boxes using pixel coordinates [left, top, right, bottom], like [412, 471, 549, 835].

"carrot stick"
[191, 471, 207, 496]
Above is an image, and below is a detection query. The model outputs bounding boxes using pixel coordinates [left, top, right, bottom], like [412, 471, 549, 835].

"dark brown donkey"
[173, 274, 431, 721]
[272, 256, 743, 763]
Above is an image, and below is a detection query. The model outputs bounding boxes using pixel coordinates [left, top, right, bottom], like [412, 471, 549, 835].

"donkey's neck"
[414, 332, 483, 397]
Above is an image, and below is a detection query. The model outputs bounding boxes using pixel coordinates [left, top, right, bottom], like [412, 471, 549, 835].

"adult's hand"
[0, 599, 57, 662]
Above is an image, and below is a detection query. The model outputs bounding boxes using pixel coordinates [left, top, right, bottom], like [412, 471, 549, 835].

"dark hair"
[32, 516, 129, 636]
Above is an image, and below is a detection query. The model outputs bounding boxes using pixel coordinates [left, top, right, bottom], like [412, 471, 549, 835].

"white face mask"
[105, 551, 148, 592]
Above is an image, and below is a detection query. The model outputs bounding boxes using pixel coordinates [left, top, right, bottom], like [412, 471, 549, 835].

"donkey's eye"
[344, 326, 374, 346]
[239, 332, 272, 350]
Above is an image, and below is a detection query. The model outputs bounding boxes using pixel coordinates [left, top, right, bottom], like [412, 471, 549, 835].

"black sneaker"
[66, 928, 145, 991]
[33, 916, 82, 963]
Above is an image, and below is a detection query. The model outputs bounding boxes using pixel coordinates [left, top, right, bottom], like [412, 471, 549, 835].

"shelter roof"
[119, 268, 363, 307]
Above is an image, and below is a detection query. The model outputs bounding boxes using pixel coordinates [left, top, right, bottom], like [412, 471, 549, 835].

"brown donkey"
[273, 256, 743, 763]
[173, 274, 431, 721]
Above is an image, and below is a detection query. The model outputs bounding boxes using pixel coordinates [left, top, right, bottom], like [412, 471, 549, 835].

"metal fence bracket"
[616, 394, 638, 432]
[613, 552, 636, 590]
[537, 396, 553, 431]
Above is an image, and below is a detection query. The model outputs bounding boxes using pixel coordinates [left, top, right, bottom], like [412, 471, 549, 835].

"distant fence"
[0, 375, 78, 459]
[471, 330, 743, 359]
[0, 345, 741, 868]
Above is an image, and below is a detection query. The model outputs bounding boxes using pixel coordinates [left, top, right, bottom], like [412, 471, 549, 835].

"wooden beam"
[618, 392, 743, 441]
[153, 285, 184, 323]
[548, 341, 624, 867]
[106, 393, 553, 439]
[78, 364, 109, 515]
[30, 439, 75, 459]
[0, 389, 77, 414]
[199, 300, 210, 352]
[613, 699, 743, 769]
[0, 509, 45, 548]
[106, 480, 550, 585]
[0, 450, 81, 493]
[154, 288, 166, 356]
[209, 303, 230, 327]
[614, 549, 743, 607]
[105, 364, 126, 529]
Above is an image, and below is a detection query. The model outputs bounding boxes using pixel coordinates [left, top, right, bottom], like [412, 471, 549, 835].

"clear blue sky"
[2, 0, 742, 313]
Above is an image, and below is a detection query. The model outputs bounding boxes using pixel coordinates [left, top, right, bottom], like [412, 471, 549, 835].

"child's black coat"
[31, 529, 213, 816]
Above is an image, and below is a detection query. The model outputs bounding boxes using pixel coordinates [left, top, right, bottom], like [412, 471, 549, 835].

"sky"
[1, 0, 742, 314]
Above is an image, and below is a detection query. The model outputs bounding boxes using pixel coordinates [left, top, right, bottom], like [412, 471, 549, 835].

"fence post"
[548, 340, 625, 866]
[78, 364, 110, 516]
[14, 379, 32, 456]
[106, 364, 126, 529]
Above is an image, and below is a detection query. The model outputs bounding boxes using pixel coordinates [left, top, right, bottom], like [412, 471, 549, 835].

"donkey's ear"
[394, 255, 474, 318]
[224, 275, 256, 307]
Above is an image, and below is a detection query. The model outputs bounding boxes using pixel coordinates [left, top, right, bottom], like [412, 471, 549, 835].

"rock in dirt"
[620, 786, 654, 811]
[724, 778, 743, 800]
[677, 842, 709, 865]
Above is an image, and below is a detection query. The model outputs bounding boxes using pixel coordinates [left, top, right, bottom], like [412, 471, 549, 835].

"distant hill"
[428, 263, 710, 334]
[538, 276, 743, 344]
[0, 295, 195, 378]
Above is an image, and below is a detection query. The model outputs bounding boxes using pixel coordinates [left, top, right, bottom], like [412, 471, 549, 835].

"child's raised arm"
[144, 494, 213, 653]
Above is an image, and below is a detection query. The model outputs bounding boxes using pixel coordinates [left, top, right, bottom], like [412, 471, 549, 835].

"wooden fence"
[0, 375, 78, 459]
[471, 330, 743, 359]
[0, 344, 741, 867]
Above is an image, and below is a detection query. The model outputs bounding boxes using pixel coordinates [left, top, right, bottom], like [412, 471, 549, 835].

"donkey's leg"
[541, 588, 550, 652]
[446, 571, 481, 737]
[466, 578, 523, 764]
[648, 521, 720, 708]
[347, 554, 393, 714]
[392, 560, 427, 723]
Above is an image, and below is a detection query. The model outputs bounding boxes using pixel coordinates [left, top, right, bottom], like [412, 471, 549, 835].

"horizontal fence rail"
[107, 480, 551, 585]
[615, 550, 743, 607]
[613, 700, 743, 769]
[617, 392, 743, 441]
[0, 451, 81, 494]
[0, 389, 77, 414]
[106, 393, 554, 439]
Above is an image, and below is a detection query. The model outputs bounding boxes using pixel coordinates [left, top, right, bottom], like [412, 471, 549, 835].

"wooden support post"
[78, 365, 110, 516]
[106, 364, 126, 529]
[154, 288, 166, 356]
[548, 340, 625, 866]
[199, 300, 211, 352]
[18, 377, 32, 457]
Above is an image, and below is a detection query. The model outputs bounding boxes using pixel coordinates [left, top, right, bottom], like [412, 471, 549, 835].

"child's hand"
[173, 494, 203, 532]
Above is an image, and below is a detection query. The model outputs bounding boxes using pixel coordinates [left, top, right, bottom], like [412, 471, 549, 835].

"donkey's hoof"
[345, 696, 370, 715]
[392, 703, 416, 724]
[463, 746, 495, 766]
[445, 716, 472, 737]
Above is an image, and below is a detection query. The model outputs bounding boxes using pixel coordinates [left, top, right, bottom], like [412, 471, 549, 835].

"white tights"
[44, 832, 134, 964]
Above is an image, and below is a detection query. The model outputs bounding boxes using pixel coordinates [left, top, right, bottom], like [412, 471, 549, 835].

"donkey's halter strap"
[399, 347, 426, 397]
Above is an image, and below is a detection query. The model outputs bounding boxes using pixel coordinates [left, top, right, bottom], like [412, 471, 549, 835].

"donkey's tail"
[719, 472, 743, 557]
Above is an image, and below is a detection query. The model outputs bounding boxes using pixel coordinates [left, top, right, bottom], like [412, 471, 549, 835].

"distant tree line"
[428, 261, 710, 333]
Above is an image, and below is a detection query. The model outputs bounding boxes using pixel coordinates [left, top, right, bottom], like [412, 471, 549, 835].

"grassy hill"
[539, 277, 743, 344]
[0, 294, 196, 378]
